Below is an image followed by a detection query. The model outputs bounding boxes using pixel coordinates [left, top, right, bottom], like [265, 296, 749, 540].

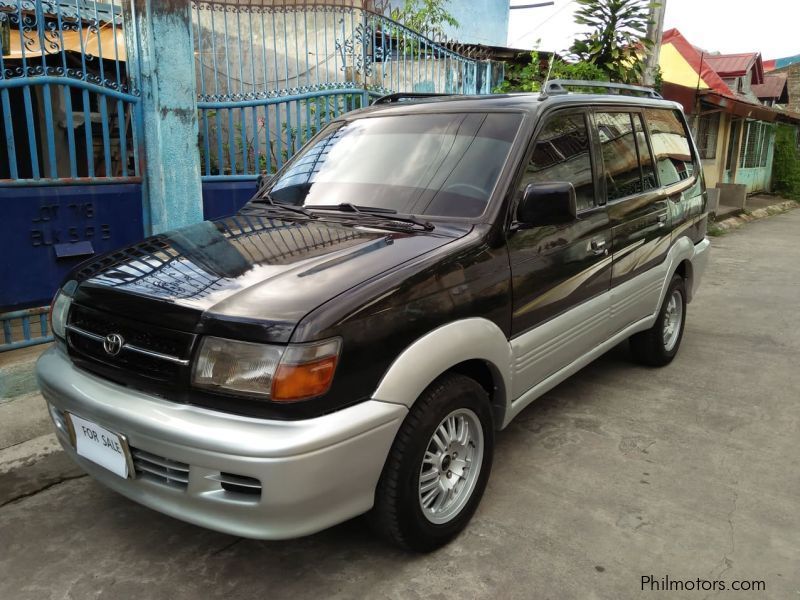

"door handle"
[590, 239, 607, 256]
[657, 214, 668, 228]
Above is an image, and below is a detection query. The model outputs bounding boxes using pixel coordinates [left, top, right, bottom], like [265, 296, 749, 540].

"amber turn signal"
[271, 355, 338, 401]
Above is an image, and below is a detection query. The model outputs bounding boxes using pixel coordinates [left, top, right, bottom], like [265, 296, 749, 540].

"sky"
[507, 0, 799, 61]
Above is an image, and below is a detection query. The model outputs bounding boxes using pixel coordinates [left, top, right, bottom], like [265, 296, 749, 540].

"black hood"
[71, 209, 467, 343]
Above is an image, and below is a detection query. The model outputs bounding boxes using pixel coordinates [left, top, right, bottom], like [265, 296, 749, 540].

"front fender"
[372, 318, 513, 426]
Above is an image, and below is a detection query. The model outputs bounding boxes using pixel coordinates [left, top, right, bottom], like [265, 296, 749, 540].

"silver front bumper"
[36, 347, 407, 539]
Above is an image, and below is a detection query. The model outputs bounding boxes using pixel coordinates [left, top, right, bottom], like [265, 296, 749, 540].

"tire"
[630, 273, 687, 367]
[369, 372, 494, 552]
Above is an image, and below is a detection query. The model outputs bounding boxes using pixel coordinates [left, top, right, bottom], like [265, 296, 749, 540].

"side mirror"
[517, 182, 578, 226]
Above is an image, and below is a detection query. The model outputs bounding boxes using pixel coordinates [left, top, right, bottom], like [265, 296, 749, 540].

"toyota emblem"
[103, 333, 125, 356]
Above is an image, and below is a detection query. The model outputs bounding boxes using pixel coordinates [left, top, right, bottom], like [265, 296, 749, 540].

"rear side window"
[524, 112, 595, 211]
[644, 108, 695, 186]
[596, 111, 646, 201]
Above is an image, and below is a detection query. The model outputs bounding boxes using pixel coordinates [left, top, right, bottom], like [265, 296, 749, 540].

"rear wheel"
[370, 373, 494, 552]
[630, 273, 686, 366]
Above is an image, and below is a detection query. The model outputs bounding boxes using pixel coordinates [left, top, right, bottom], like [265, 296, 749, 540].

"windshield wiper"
[250, 194, 318, 219]
[308, 203, 435, 231]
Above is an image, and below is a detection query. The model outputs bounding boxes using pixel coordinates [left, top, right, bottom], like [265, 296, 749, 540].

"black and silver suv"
[38, 81, 710, 551]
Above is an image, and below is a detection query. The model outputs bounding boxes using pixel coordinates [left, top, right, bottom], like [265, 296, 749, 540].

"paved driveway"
[2, 210, 799, 599]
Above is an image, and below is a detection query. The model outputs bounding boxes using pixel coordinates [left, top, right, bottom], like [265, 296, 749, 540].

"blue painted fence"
[192, 2, 485, 186]
[1, 1, 496, 350]
[1, 306, 51, 350]
[0, 0, 145, 350]
[0, 0, 143, 183]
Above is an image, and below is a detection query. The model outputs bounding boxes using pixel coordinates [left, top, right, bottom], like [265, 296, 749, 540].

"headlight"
[191, 336, 341, 401]
[49, 290, 72, 340]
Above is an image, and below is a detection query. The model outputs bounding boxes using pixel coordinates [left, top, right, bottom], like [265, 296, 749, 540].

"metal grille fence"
[192, 1, 483, 180]
[0, 306, 51, 350]
[0, 0, 144, 352]
[0, 0, 142, 184]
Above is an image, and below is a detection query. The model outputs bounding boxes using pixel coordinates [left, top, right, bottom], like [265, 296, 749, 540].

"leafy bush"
[772, 124, 800, 200]
[494, 52, 606, 93]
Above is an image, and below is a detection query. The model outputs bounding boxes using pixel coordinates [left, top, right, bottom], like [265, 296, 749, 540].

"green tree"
[494, 52, 606, 93]
[772, 124, 800, 200]
[569, 0, 655, 84]
[390, 0, 459, 39]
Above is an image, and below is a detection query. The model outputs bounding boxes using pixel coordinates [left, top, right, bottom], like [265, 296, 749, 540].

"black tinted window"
[265, 112, 522, 218]
[597, 112, 643, 200]
[524, 113, 595, 211]
[644, 108, 695, 186]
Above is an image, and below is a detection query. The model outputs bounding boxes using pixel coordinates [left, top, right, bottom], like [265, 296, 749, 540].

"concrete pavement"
[0, 344, 51, 450]
[1, 209, 799, 599]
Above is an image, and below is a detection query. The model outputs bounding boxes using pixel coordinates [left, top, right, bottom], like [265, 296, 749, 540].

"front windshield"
[264, 112, 523, 218]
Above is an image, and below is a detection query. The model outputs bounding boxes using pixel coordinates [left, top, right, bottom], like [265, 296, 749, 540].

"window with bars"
[693, 114, 720, 159]
[739, 121, 773, 169]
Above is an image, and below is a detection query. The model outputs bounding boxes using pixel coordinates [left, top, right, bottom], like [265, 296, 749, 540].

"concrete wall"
[772, 63, 800, 113]
[442, 0, 509, 46]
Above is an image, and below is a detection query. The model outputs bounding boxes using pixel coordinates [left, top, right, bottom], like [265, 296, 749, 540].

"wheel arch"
[675, 258, 695, 302]
[652, 235, 694, 314]
[372, 318, 513, 429]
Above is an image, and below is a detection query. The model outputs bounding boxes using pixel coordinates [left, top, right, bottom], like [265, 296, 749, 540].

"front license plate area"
[67, 413, 132, 479]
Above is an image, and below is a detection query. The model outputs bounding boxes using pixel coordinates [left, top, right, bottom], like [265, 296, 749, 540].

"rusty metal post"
[124, 0, 203, 234]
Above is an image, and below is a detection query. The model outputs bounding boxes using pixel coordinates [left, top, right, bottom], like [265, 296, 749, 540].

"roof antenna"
[540, 52, 556, 98]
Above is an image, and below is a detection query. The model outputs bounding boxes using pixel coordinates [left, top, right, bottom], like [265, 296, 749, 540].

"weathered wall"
[442, 0, 509, 47]
[772, 63, 800, 113]
[130, 0, 203, 234]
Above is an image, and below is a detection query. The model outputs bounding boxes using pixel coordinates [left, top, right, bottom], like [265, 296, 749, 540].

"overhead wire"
[509, 0, 578, 48]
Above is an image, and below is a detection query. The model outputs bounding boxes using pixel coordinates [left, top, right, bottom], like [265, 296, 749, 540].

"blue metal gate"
[1, 0, 494, 351]
[0, 0, 146, 349]
[192, 1, 485, 217]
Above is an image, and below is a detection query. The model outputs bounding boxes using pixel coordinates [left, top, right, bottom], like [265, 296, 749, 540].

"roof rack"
[542, 79, 662, 99]
[372, 92, 460, 105]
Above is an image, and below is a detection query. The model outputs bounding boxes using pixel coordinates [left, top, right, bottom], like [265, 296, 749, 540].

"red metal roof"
[752, 73, 789, 101]
[703, 53, 764, 83]
[661, 29, 733, 96]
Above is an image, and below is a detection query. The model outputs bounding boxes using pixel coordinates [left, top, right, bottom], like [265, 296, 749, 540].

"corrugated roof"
[661, 29, 733, 96]
[764, 53, 800, 71]
[752, 73, 789, 101]
[704, 53, 764, 83]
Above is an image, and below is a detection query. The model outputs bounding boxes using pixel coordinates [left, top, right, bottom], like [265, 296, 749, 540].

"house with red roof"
[764, 54, 800, 113]
[657, 28, 800, 196]
[752, 73, 790, 107]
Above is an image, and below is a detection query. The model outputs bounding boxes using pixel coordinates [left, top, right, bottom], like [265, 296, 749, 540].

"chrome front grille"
[67, 304, 195, 381]
[132, 448, 190, 490]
